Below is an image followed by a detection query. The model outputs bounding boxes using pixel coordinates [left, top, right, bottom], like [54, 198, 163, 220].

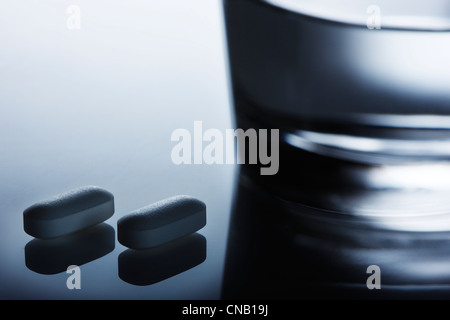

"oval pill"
[23, 186, 115, 239]
[117, 195, 206, 249]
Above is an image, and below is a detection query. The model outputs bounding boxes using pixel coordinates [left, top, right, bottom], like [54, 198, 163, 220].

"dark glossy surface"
[0, 0, 233, 299]
[223, 166, 450, 299]
[25, 223, 116, 275]
[3, 0, 450, 300]
[118, 233, 207, 286]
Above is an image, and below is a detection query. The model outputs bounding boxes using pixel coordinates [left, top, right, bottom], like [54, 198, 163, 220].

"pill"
[25, 223, 115, 275]
[117, 195, 206, 249]
[118, 233, 206, 286]
[23, 186, 115, 239]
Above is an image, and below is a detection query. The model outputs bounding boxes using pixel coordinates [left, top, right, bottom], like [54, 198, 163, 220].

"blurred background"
[0, 0, 234, 299]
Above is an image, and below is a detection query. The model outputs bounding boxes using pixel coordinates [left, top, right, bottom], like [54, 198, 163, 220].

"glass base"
[236, 111, 450, 232]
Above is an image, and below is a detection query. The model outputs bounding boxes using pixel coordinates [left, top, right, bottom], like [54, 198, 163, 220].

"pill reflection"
[118, 233, 206, 286]
[25, 223, 115, 275]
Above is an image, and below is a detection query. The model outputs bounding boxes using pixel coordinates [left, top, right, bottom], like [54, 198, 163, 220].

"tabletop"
[3, 0, 450, 301]
[0, 0, 234, 299]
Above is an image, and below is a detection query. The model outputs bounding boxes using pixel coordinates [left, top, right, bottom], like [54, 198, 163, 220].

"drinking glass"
[223, 0, 450, 231]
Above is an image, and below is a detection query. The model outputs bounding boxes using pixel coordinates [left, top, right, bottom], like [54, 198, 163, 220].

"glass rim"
[260, 0, 450, 31]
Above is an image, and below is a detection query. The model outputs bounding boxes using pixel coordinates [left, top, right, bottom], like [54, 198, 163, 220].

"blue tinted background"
[0, 0, 235, 299]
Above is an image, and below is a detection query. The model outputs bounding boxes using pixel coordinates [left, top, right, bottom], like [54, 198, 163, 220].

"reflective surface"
[0, 0, 232, 299]
[118, 233, 207, 286]
[223, 166, 450, 299]
[222, 0, 450, 297]
[3, 0, 450, 300]
[25, 223, 115, 275]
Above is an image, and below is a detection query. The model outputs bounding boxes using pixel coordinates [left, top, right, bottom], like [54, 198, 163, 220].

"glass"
[222, 173, 450, 299]
[223, 0, 450, 231]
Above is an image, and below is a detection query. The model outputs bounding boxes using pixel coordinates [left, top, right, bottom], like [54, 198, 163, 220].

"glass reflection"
[118, 233, 206, 286]
[24, 223, 115, 275]
[222, 163, 450, 299]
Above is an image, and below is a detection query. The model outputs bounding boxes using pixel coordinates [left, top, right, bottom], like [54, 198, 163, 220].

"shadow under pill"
[118, 233, 207, 286]
[24, 223, 115, 275]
